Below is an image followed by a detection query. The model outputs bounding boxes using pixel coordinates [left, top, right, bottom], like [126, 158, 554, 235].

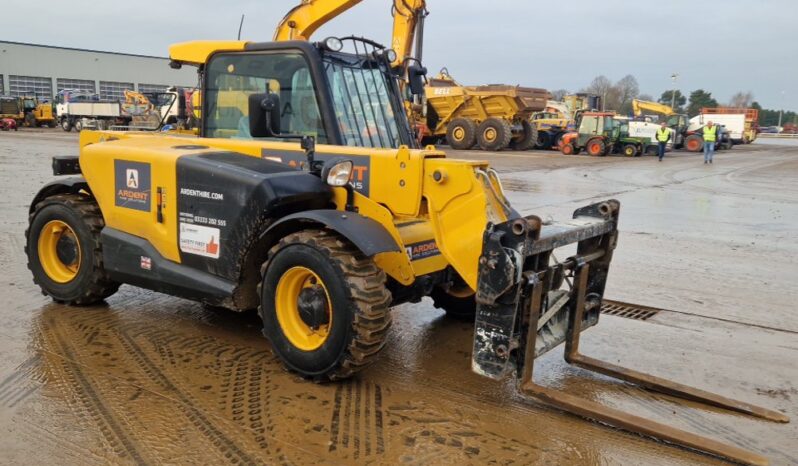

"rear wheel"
[446, 118, 477, 150]
[25, 113, 36, 127]
[561, 143, 575, 155]
[26, 194, 119, 304]
[645, 145, 658, 156]
[74, 119, 84, 132]
[685, 134, 703, 152]
[587, 138, 606, 156]
[476, 117, 513, 151]
[260, 230, 392, 381]
[47, 119, 57, 128]
[508, 120, 537, 150]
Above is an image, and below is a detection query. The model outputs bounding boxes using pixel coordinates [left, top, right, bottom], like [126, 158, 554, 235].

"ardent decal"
[405, 240, 440, 261]
[114, 160, 151, 211]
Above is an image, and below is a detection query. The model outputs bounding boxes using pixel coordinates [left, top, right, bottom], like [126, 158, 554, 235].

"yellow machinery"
[421, 70, 548, 151]
[1, 96, 25, 123]
[632, 99, 695, 150]
[24, 3, 789, 465]
[21, 96, 56, 127]
[530, 94, 601, 150]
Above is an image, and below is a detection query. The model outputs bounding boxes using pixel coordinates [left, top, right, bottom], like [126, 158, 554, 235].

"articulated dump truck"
[420, 70, 548, 151]
[25, 36, 786, 466]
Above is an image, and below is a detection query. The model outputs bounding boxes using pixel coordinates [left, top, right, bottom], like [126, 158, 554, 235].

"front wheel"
[26, 194, 120, 304]
[430, 286, 476, 320]
[61, 118, 73, 132]
[622, 144, 638, 157]
[260, 230, 392, 381]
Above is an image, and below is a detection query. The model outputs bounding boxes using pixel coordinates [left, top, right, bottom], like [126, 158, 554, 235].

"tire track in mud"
[328, 380, 385, 459]
[42, 316, 149, 465]
[0, 355, 44, 409]
[112, 328, 262, 465]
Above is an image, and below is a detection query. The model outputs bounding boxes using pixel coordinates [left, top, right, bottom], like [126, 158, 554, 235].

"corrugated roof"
[0, 40, 168, 60]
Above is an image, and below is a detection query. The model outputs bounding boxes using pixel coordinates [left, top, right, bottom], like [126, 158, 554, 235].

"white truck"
[54, 90, 131, 132]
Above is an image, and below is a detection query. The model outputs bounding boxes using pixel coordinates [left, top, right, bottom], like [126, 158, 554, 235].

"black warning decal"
[114, 160, 151, 211]
[405, 240, 441, 261]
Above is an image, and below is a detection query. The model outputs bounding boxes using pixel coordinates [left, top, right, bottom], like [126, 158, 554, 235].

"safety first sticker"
[179, 223, 221, 259]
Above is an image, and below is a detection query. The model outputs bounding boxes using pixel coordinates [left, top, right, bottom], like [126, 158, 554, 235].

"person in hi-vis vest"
[656, 122, 672, 161]
[703, 121, 718, 164]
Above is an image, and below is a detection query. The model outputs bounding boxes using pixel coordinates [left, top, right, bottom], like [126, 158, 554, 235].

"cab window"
[204, 52, 328, 143]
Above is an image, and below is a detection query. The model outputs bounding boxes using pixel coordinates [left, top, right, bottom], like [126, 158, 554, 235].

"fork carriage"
[472, 200, 787, 466]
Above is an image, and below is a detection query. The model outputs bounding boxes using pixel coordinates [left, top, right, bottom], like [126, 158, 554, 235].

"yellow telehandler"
[25, 2, 787, 464]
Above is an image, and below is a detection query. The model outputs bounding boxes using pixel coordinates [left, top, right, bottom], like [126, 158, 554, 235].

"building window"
[57, 78, 96, 94]
[0, 75, 4, 94]
[138, 83, 169, 94]
[9, 75, 53, 100]
[99, 81, 134, 101]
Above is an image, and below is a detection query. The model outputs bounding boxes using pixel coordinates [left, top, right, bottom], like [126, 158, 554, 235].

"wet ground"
[1, 129, 796, 465]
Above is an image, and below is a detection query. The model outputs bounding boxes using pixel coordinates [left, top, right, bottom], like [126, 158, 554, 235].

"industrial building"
[0, 40, 196, 101]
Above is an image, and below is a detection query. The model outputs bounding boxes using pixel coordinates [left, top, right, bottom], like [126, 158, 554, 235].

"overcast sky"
[4, 0, 796, 110]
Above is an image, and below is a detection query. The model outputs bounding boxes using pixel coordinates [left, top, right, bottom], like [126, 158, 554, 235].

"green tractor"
[560, 111, 645, 157]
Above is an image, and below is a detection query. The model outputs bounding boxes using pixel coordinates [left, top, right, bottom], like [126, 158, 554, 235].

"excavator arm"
[391, 0, 427, 68]
[273, 0, 363, 41]
[632, 98, 675, 117]
[273, 0, 428, 71]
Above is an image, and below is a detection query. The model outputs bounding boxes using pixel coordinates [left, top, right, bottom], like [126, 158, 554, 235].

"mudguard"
[29, 177, 89, 213]
[263, 210, 401, 257]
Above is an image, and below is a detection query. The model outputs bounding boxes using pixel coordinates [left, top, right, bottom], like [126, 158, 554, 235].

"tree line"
[551, 75, 796, 127]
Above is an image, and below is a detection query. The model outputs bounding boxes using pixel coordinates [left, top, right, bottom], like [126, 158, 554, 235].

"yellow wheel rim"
[484, 127, 497, 142]
[452, 126, 465, 141]
[275, 266, 332, 351]
[38, 220, 81, 283]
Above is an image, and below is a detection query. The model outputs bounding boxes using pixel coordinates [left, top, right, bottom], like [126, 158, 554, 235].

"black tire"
[47, 119, 57, 128]
[26, 194, 120, 305]
[61, 118, 72, 132]
[446, 118, 477, 150]
[508, 120, 537, 151]
[74, 119, 83, 132]
[645, 145, 658, 156]
[430, 287, 476, 320]
[25, 113, 36, 127]
[536, 130, 552, 150]
[260, 230, 392, 381]
[622, 144, 638, 157]
[553, 132, 565, 149]
[684, 134, 703, 152]
[587, 138, 606, 156]
[476, 117, 513, 151]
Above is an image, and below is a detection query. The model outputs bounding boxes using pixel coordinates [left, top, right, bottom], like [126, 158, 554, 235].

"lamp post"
[670, 73, 679, 110]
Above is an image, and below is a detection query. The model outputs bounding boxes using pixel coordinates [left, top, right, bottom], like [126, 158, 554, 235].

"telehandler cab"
[25, 3, 787, 465]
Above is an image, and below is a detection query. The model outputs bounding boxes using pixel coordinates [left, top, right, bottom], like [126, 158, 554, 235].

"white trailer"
[689, 113, 747, 144]
[627, 120, 673, 155]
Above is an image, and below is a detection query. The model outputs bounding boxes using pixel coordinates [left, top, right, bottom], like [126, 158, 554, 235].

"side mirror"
[248, 93, 281, 137]
[407, 64, 427, 96]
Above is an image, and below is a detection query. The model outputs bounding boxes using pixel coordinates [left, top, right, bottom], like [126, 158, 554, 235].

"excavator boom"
[632, 98, 675, 117]
[273, 0, 363, 41]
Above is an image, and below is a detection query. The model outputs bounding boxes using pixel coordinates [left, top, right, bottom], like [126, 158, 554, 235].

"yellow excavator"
[25, 2, 787, 464]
